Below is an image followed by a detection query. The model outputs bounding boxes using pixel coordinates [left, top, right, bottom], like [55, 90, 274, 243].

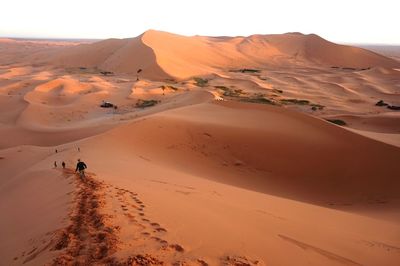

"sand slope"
[38, 30, 400, 79]
[1, 33, 400, 265]
[85, 101, 400, 203]
[45, 36, 170, 80]
[3, 100, 400, 265]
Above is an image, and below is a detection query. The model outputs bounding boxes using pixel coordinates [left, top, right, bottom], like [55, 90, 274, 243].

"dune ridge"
[1, 30, 400, 265]
[38, 30, 400, 79]
[43, 35, 170, 80]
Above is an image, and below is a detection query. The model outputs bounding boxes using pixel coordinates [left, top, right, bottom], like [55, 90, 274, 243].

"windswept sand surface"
[1, 33, 400, 265]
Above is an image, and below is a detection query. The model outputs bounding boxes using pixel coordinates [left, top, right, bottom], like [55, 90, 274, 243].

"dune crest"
[40, 30, 400, 79]
[45, 35, 170, 80]
[1, 30, 400, 266]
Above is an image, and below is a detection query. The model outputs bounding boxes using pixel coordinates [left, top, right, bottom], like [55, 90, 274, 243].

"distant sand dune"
[1, 31, 400, 266]
[30, 30, 400, 80]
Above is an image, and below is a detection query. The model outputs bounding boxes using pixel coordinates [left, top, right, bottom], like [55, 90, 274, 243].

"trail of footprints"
[110, 185, 186, 255]
[17, 169, 261, 265]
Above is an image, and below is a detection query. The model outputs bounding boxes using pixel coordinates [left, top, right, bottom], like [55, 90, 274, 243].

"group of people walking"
[53, 146, 87, 178]
[54, 159, 87, 178]
[54, 161, 66, 168]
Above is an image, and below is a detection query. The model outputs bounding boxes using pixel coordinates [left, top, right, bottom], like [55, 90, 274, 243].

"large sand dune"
[27, 30, 400, 79]
[1, 32, 400, 265]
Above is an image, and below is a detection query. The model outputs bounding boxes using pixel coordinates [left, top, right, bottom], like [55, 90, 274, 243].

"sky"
[1, 0, 399, 44]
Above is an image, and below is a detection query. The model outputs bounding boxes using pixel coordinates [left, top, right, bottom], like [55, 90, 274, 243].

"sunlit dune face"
[0, 31, 400, 266]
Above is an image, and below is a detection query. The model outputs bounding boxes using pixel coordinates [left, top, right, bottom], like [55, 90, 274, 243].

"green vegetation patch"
[224, 89, 243, 97]
[375, 100, 388, 107]
[310, 104, 325, 111]
[214, 86, 244, 97]
[135, 99, 160, 108]
[241, 97, 277, 105]
[193, 77, 209, 87]
[279, 98, 325, 111]
[272, 88, 283, 94]
[280, 98, 310, 105]
[161, 85, 179, 91]
[326, 119, 347, 126]
[230, 69, 261, 73]
[214, 85, 230, 91]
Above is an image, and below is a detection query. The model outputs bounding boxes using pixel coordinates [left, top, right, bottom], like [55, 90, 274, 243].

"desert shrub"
[241, 94, 277, 105]
[215, 86, 243, 97]
[136, 99, 159, 108]
[387, 105, 400, 110]
[310, 104, 325, 110]
[193, 77, 208, 87]
[214, 85, 230, 91]
[375, 100, 388, 106]
[280, 99, 310, 105]
[161, 85, 178, 91]
[243, 98, 276, 105]
[100, 71, 114, 76]
[326, 119, 347, 126]
[222, 88, 243, 97]
[240, 69, 260, 73]
[230, 69, 260, 73]
[272, 88, 283, 94]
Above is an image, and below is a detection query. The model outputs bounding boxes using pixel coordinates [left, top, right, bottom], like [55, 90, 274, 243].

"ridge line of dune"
[138, 31, 175, 78]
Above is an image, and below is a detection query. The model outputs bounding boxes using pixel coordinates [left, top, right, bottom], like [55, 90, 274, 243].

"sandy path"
[47, 169, 258, 265]
[51, 169, 118, 265]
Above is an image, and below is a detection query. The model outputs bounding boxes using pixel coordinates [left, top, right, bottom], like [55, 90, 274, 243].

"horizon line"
[1, 33, 400, 46]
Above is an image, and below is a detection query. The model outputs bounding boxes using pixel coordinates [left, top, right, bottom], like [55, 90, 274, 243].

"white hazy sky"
[1, 0, 399, 44]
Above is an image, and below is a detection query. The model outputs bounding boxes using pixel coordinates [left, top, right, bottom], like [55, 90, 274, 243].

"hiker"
[75, 159, 87, 179]
[62, 161, 66, 169]
[78, 147, 80, 152]
[54, 161, 57, 168]
[55, 149, 58, 153]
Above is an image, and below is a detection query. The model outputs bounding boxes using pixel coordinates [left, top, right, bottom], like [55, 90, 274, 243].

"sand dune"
[1, 31, 400, 265]
[87, 101, 400, 202]
[2, 101, 400, 265]
[45, 36, 170, 80]
[33, 30, 400, 79]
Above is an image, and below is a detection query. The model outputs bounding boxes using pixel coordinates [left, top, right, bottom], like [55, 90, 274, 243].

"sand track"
[51, 169, 118, 265]
[48, 169, 262, 265]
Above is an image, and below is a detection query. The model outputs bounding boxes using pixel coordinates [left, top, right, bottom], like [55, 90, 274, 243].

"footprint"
[168, 244, 184, 252]
[160, 240, 168, 246]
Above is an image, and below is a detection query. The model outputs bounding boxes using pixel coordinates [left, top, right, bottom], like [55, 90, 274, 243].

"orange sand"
[1, 32, 400, 265]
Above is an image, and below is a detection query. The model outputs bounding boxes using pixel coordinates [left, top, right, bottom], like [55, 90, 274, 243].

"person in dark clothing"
[54, 161, 57, 168]
[75, 159, 87, 178]
[62, 161, 66, 169]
